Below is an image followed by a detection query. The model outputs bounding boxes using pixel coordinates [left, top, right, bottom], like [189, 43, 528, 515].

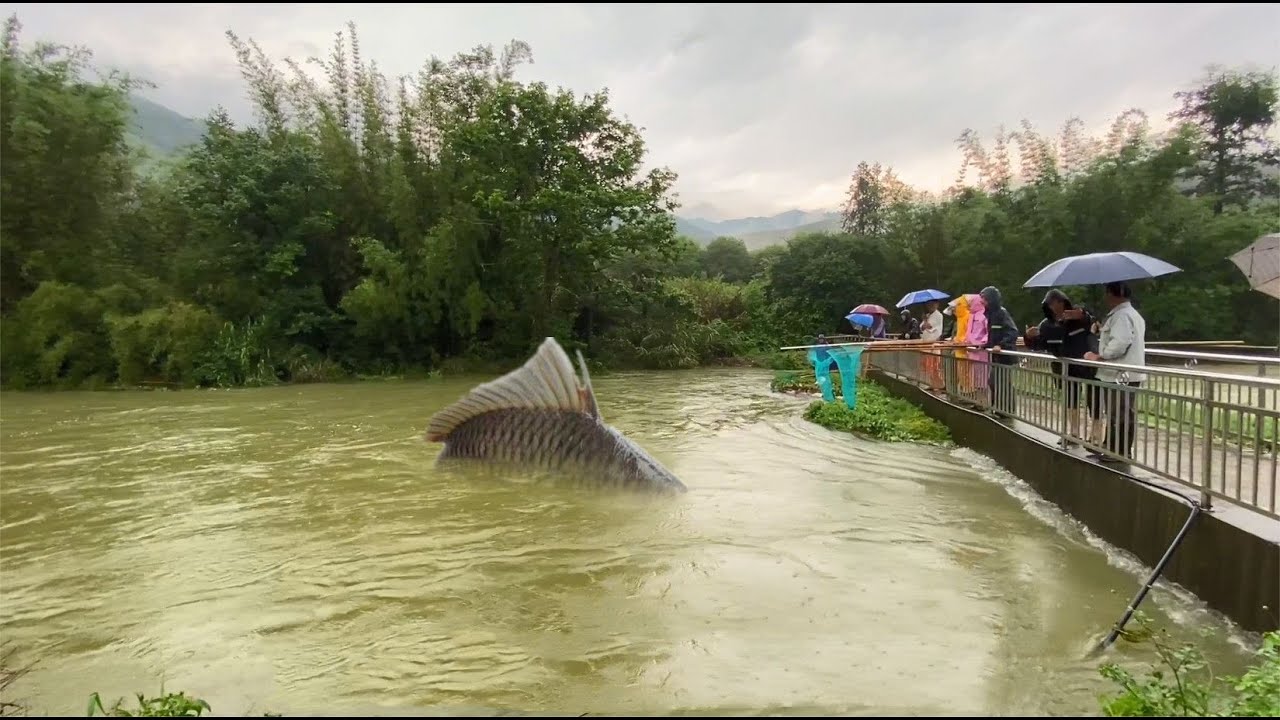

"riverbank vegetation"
[1098, 615, 1280, 717]
[87, 689, 211, 717]
[1, 16, 1277, 390]
[770, 369, 825, 395]
[772, 366, 953, 445]
[793, 378, 954, 445]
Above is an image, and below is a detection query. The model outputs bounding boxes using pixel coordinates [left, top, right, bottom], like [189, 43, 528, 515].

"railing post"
[1059, 360, 1071, 445]
[1200, 378, 1214, 509]
[1257, 363, 1269, 413]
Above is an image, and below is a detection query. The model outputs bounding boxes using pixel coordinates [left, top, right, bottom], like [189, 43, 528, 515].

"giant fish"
[424, 337, 688, 493]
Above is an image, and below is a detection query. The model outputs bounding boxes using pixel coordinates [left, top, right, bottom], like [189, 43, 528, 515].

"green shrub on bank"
[1098, 614, 1280, 717]
[802, 381, 952, 445]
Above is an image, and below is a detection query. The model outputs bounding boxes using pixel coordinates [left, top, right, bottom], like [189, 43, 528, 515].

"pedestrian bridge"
[835, 342, 1278, 633]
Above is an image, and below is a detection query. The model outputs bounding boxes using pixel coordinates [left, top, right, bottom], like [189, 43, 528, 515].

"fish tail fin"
[425, 337, 600, 442]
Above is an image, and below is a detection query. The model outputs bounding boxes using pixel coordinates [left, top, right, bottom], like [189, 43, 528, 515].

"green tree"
[840, 161, 913, 237]
[700, 236, 754, 283]
[0, 16, 140, 312]
[1171, 66, 1279, 214]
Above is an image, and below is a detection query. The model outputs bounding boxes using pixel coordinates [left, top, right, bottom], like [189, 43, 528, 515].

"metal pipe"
[1093, 499, 1202, 654]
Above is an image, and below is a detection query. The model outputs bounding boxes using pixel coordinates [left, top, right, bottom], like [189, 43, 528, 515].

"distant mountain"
[734, 215, 843, 250]
[675, 216, 717, 241]
[124, 95, 207, 168]
[675, 209, 842, 247]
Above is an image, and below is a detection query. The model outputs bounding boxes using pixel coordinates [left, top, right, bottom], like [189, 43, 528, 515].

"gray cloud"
[5, 3, 1278, 219]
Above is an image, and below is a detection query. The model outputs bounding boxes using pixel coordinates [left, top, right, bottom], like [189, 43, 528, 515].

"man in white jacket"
[921, 301, 944, 342]
[1084, 281, 1146, 462]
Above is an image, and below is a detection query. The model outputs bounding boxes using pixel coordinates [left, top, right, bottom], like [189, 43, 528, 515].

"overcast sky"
[6, 3, 1278, 219]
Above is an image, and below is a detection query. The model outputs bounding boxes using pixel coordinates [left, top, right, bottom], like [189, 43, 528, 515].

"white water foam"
[949, 446, 1262, 652]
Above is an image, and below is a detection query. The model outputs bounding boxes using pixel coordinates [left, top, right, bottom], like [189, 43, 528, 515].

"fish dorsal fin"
[574, 348, 602, 421]
[425, 337, 600, 442]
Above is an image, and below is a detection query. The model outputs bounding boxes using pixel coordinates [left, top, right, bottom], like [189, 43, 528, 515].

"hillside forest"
[1, 17, 1278, 389]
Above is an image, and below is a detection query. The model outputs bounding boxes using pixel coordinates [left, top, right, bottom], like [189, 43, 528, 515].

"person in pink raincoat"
[967, 293, 990, 391]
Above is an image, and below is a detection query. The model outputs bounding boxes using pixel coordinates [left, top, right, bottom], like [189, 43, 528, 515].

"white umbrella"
[1229, 232, 1280, 354]
[1229, 232, 1280, 299]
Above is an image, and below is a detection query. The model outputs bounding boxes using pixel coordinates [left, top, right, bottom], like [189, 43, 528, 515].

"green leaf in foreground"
[87, 689, 210, 717]
[1096, 612, 1280, 717]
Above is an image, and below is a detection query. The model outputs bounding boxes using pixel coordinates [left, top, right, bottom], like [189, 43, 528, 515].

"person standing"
[1023, 289, 1101, 448]
[1084, 281, 1146, 462]
[921, 301, 944, 342]
[870, 315, 887, 339]
[920, 300, 945, 390]
[980, 286, 1019, 416]
[900, 309, 922, 339]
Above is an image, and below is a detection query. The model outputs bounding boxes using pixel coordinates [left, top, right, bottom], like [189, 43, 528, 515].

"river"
[0, 368, 1260, 716]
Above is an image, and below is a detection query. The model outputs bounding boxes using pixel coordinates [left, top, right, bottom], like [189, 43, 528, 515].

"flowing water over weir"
[0, 369, 1261, 716]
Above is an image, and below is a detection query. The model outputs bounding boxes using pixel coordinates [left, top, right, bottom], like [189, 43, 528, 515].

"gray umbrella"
[1229, 232, 1280, 355]
[1229, 232, 1280, 300]
[1022, 251, 1181, 288]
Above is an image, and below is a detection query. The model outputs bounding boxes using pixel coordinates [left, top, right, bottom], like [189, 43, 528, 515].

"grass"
[0, 645, 31, 718]
[87, 690, 211, 717]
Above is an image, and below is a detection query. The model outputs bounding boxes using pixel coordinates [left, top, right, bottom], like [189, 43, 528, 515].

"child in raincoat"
[952, 296, 974, 394]
[966, 293, 990, 396]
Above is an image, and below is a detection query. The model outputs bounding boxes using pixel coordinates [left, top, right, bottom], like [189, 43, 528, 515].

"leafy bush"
[802, 381, 952, 445]
[193, 319, 279, 388]
[1098, 614, 1280, 717]
[0, 282, 114, 388]
[106, 302, 221, 386]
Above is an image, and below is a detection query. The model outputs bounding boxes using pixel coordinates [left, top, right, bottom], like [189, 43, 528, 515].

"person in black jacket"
[900, 309, 921, 340]
[980, 286, 1019, 416]
[1023, 288, 1102, 447]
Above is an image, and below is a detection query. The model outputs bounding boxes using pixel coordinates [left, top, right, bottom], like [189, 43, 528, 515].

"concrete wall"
[870, 369, 1280, 634]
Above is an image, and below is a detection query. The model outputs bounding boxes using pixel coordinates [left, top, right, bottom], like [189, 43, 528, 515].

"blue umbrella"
[845, 312, 874, 328]
[1022, 251, 1182, 288]
[896, 288, 950, 308]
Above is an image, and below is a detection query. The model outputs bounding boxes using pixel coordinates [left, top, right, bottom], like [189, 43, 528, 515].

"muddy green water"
[0, 369, 1260, 716]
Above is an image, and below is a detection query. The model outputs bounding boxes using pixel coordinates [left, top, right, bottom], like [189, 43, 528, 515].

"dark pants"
[1064, 373, 1103, 418]
[989, 357, 1016, 415]
[1104, 381, 1141, 457]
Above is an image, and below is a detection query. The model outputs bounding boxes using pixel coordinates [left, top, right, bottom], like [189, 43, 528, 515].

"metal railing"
[868, 346, 1280, 520]
[1146, 348, 1280, 388]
